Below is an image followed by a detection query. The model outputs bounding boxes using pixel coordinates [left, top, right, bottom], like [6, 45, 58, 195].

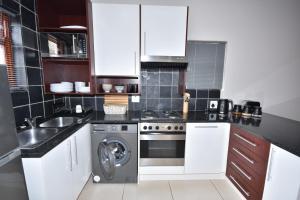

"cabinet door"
[141, 5, 187, 57]
[263, 145, 300, 200]
[185, 123, 230, 174]
[42, 138, 73, 200]
[72, 124, 92, 199]
[92, 3, 140, 76]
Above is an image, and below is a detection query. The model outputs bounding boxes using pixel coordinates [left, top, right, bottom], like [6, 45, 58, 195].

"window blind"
[0, 12, 16, 87]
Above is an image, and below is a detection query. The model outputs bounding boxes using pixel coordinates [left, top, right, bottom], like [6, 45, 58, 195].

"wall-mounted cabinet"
[91, 3, 140, 77]
[36, 0, 87, 32]
[141, 5, 188, 60]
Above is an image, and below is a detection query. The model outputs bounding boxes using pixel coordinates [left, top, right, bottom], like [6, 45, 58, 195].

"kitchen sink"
[17, 128, 59, 148]
[39, 117, 79, 128]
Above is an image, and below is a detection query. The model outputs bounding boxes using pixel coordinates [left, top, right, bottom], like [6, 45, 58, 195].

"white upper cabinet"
[92, 3, 140, 76]
[141, 5, 188, 58]
[263, 144, 300, 200]
[185, 123, 230, 174]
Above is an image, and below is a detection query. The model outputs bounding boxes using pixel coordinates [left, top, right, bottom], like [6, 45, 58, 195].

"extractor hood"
[0, 0, 19, 16]
[141, 55, 187, 64]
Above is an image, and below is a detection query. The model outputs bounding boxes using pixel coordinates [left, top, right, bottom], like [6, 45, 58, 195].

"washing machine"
[91, 124, 137, 183]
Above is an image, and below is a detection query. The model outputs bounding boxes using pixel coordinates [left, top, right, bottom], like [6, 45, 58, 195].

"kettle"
[217, 99, 233, 114]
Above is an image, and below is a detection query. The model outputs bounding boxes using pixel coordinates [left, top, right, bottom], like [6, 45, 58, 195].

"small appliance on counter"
[242, 100, 262, 118]
[232, 104, 242, 115]
[217, 99, 233, 115]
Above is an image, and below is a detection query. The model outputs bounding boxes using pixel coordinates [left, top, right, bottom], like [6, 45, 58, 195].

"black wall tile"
[70, 97, 83, 108]
[26, 67, 41, 85]
[160, 73, 172, 86]
[22, 27, 38, 49]
[147, 99, 159, 111]
[21, 0, 35, 11]
[209, 89, 221, 98]
[146, 72, 159, 86]
[14, 105, 30, 126]
[186, 89, 196, 98]
[146, 86, 159, 98]
[44, 101, 54, 117]
[83, 97, 96, 110]
[29, 86, 43, 103]
[11, 90, 29, 107]
[31, 102, 44, 117]
[189, 98, 196, 111]
[24, 48, 40, 67]
[96, 97, 104, 111]
[21, 6, 36, 30]
[160, 86, 171, 98]
[196, 99, 208, 111]
[171, 99, 183, 111]
[197, 89, 209, 98]
[159, 99, 171, 110]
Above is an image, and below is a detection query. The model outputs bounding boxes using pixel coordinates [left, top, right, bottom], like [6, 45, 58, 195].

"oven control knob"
[179, 126, 184, 130]
[155, 126, 159, 130]
[149, 126, 152, 130]
[167, 126, 172, 130]
[174, 126, 178, 130]
[143, 126, 147, 130]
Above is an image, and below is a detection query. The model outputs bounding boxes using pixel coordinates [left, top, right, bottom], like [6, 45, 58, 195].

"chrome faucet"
[24, 116, 42, 128]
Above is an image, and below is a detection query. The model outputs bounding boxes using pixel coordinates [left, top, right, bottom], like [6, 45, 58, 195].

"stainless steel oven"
[140, 122, 186, 166]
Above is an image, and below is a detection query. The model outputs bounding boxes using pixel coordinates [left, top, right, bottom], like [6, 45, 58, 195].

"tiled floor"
[78, 178, 243, 200]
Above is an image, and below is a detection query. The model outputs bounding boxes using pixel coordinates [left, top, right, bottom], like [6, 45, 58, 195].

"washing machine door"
[98, 141, 116, 180]
[98, 137, 131, 180]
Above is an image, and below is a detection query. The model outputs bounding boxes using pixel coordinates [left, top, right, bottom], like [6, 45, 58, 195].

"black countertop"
[20, 111, 300, 158]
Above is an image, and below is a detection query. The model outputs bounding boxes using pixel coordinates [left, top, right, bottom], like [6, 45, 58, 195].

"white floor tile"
[211, 179, 244, 200]
[78, 178, 124, 200]
[123, 181, 173, 200]
[169, 180, 222, 200]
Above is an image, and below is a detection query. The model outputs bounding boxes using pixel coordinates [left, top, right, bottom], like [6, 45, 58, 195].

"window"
[0, 12, 16, 86]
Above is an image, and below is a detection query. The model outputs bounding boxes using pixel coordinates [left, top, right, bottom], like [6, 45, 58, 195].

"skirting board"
[140, 173, 226, 181]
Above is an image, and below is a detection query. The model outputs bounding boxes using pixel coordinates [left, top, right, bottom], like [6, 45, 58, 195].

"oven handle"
[140, 134, 185, 141]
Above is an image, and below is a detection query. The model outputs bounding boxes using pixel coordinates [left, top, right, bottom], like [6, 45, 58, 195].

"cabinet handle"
[266, 148, 276, 181]
[144, 32, 146, 55]
[229, 175, 250, 197]
[234, 133, 257, 147]
[74, 136, 78, 165]
[134, 51, 137, 75]
[194, 125, 218, 129]
[67, 140, 72, 172]
[231, 161, 252, 181]
[232, 147, 255, 164]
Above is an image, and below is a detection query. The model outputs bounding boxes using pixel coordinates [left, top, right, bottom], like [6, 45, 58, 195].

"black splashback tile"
[21, 0, 35, 11]
[147, 99, 159, 111]
[171, 99, 183, 111]
[26, 67, 41, 85]
[159, 99, 171, 110]
[11, 90, 29, 107]
[21, 6, 36, 30]
[14, 105, 30, 126]
[96, 97, 104, 111]
[29, 86, 43, 103]
[160, 86, 171, 98]
[160, 73, 172, 86]
[146, 86, 159, 98]
[44, 101, 54, 117]
[197, 89, 209, 98]
[31, 102, 44, 117]
[83, 97, 96, 110]
[186, 89, 196, 98]
[22, 27, 38, 50]
[209, 89, 221, 98]
[196, 99, 208, 111]
[70, 97, 83, 108]
[24, 48, 40, 67]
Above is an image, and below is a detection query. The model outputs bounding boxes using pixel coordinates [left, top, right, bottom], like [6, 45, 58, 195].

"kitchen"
[0, 0, 300, 200]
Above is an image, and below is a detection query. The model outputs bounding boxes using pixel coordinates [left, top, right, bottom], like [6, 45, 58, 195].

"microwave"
[40, 32, 87, 59]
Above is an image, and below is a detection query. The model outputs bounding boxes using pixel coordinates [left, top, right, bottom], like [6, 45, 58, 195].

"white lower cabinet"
[263, 144, 300, 200]
[185, 123, 230, 174]
[22, 124, 92, 200]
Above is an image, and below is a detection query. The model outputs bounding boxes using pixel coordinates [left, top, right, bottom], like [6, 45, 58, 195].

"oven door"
[140, 133, 185, 166]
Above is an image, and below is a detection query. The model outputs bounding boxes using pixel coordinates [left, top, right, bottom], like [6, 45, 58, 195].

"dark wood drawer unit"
[226, 125, 270, 200]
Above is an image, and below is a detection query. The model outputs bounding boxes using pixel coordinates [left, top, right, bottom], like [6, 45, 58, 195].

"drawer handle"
[229, 175, 250, 197]
[231, 161, 252, 181]
[232, 147, 255, 164]
[234, 133, 257, 147]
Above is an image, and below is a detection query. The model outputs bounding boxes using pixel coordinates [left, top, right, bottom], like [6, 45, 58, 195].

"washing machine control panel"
[93, 124, 137, 134]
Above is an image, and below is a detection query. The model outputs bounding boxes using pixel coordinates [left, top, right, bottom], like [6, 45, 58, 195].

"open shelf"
[95, 76, 140, 95]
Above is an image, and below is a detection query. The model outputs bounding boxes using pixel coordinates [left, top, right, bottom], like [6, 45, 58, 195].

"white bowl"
[78, 86, 90, 93]
[75, 82, 86, 92]
[50, 83, 73, 93]
[102, 84, 112, 93]
[115, 85, 124, 93]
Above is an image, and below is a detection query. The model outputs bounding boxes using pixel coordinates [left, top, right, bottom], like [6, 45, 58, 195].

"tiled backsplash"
[8, 0, 63, 126]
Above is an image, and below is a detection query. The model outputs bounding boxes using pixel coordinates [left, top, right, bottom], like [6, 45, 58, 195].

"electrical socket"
[209, 100, 218, 109]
